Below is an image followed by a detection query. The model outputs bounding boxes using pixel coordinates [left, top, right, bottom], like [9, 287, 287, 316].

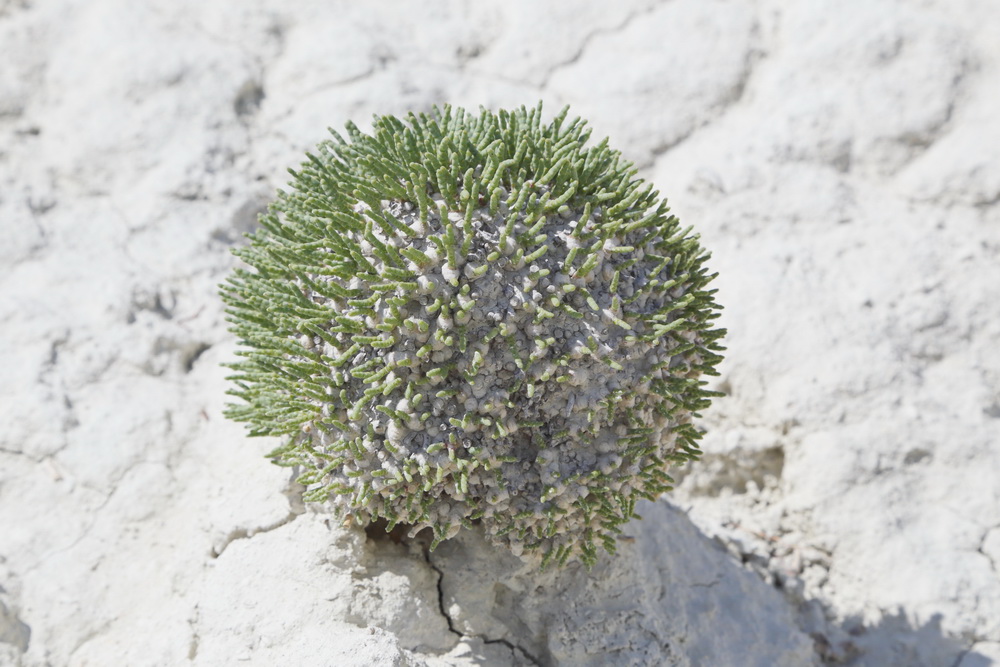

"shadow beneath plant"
[796, 602, 985, 667]
[671, 510, 989, 665]
[667, 429, 990, 665]
[675, 505, 990, 665]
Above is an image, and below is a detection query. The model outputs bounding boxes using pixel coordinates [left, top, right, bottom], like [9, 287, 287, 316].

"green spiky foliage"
[221, 104, 725, 567]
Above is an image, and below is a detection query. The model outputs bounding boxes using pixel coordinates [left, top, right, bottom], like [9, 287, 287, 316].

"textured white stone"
[1, 0, 998, 665]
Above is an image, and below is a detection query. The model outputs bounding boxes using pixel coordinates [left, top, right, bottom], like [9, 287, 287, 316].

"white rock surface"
[1, 0, 998, 665]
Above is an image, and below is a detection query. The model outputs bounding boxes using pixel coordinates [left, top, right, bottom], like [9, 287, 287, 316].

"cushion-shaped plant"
[221, 104, 725, 567]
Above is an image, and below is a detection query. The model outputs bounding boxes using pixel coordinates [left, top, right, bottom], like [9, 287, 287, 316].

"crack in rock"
[639, 19, 761, 170]
[210, 512, 300, 558]
[424, 552, 541, 666]
[690, 576, 722, 589]
[977, 525, 1000, 579]
[539, 2, 664, 88]
[211, 473, 306, 558]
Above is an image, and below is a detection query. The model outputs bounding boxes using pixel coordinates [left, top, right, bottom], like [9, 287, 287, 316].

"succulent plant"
[221, 104, 725, 567]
